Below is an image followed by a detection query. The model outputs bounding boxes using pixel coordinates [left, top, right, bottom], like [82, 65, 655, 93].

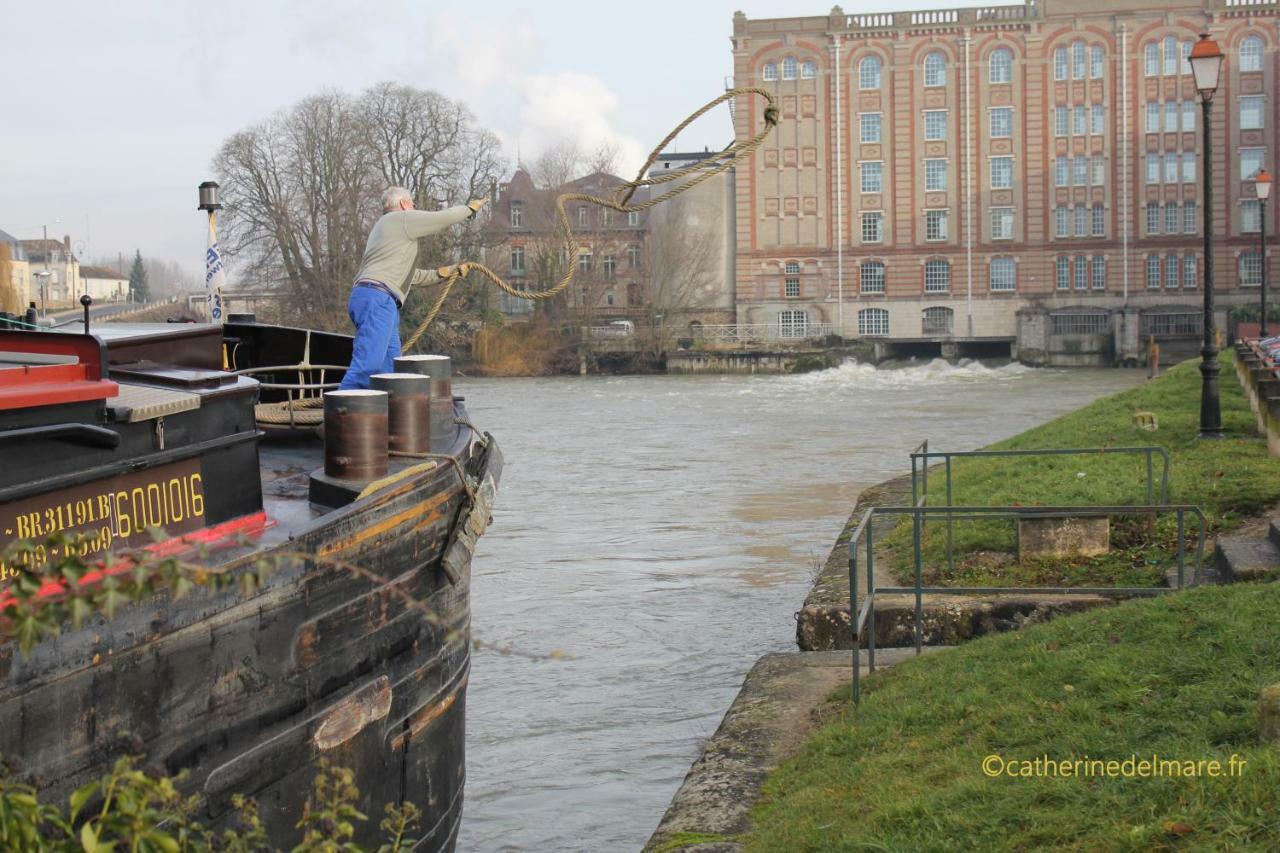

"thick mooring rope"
[401, 87, 779, 353]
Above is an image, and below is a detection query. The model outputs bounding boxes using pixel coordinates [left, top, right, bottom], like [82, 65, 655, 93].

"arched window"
[1144, 42, 1159, 76]
[1241, 36, 1265, 73]
[860, 262, 885, 294]
[924, 259, 950, 292]
[1090, 45, 1104, 78]
[800, 60, 817, 79]
[922, 306, 954, 334]
[989, 48, 1012, 83]
[782, 56, 798, 80]
[858, 308, 889, 337]
[924, 52, 946, 87]
[1163, 36, 1178, 75]
[762, 62, 777, 81]
[859, 56, 882, 89]
[1071, 40, 1086, 78]
[1053, 47, 1068, 80]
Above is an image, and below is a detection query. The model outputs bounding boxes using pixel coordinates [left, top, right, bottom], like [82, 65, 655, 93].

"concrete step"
[1212, 531, 1280, 584]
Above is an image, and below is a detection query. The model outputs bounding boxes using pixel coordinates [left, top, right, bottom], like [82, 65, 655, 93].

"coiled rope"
[401, 87, 778, 353]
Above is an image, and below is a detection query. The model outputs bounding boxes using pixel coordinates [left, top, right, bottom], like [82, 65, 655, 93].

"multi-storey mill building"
[731, 0, 1278, 364]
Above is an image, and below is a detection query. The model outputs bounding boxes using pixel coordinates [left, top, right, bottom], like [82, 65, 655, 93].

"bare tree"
[642, 192, 725, 359]
[213, 83, 506, 334]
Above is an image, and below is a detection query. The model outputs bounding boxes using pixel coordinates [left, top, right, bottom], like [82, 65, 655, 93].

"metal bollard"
[323, 389, 388, 481]
[393, 354, 454, 448]
[371, 372, 431, 455]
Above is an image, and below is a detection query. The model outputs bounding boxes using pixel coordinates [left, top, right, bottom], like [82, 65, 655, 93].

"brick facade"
[731, 0, 1280, 341]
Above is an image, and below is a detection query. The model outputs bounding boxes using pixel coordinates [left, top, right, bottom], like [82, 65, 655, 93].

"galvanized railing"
[910, 445, 1171, 577]
[849, 503, 1206, 703]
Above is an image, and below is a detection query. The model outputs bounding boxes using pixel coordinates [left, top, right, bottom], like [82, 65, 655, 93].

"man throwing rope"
[338, 186, 487, 390]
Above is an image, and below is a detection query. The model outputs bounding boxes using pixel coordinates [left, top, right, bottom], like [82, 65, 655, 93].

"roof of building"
[0, 229, 27, 261]
[80, 265, 128, 280]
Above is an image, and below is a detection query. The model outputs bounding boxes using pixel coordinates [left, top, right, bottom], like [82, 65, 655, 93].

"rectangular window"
[785, 278, 800, 297]
[990, 157, 1013, 189]
[778, 310, 808, 338]
[1146, 102, 1160, 133]
[1145, 43, 1159, 76]
[1055, 48, 1069, 81]
[1091, 46, 1104, 79]
[1091, 156, 1105, 186]
[1055, 206, 1069, 238]
[1164, 101, 1179, 133]
[1072, 105, 1086, 135]
[860, 263, 885, 294]
[1056, 156, 1069, 187]
[1181, 152, 1195, 183]
[990, 107, 1013, 138]
[991, 207, 1014, 240]
[990, 257, 1016, 291]
[1241, 96, 1265, 131]
[1183, 202, 1197, 234]
[1091, 104, 1104, 135]
[1243, 199, 1261, 233]
[925, 159, 947, 191]
[1092, 256, 1107, 290]
[1056, 256, 1070, 289]
[1073, 42, 1087, 79]
[628, 245, 640, 268]
[1242, 252, 1264, 287]
[784, 261, 801, 275]
[861, 212, 883, 243]
[860, 113, 882, 143]
[861, 161, 883, 193]
[1166, 252, 1179, 289]
[1055, 106, 1069, 137]
[1241, 148, 1265, 181]
[578, 251, 592, 272]
[510, 246, 525, 273]
[924, 260, 950, 292]
[1182, 101, 1195, 132]
[1184, 255, 1197, 289]
[1074, 205, 1088, 237]
[1165, 203, 1179, 234]
[1073, 156, 1088, 186]
[601, 210, 612, 227]
[1091, 203, 1105, 237]
[510, 203, 523, 228]
[1147, 255, 1161, 288]
[1164, 152, 1178, 184]
[1146, 153, 1159, 184]
[628, 211, 640, 226]
[925, 209, 949, 241]
[602, 255, 616, 278]
[925, 110, 948, 140]
[1074, 255, 1088, 290]
[1146, 201, 1160, 234]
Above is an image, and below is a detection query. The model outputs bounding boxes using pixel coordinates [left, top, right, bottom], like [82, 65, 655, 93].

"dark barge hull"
[0, 322, 500, 850]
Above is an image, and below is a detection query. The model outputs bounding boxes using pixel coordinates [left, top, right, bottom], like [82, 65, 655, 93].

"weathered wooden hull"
[0, 423, 501, 850]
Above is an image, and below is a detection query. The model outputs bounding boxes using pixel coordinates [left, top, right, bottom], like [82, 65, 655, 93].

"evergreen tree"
[128, 249, 149, 301]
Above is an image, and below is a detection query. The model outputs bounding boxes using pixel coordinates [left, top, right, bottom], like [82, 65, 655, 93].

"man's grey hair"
[381, 186, 413, 212]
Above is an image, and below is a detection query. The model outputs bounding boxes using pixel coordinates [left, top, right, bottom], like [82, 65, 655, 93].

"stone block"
[1260, 684, 1280, 744]
[1018, 515, 1110, 560]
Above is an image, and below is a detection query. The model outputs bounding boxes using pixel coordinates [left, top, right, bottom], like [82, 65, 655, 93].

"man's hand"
[436, 263, 474, 279]
[466, 198, 489, 219]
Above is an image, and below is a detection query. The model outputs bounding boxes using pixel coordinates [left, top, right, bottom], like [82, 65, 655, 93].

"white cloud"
[515, 72, 647, 178]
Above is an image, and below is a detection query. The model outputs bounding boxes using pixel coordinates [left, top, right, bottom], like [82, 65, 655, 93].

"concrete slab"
[644, 648, 943, 853]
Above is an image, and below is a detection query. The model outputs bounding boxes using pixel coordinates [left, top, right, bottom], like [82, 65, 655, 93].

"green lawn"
[746, 583, 1280, 851]
[885, 354, 1280, 587]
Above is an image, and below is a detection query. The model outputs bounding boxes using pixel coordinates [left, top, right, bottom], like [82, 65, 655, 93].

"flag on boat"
[205, 211, 226, 322]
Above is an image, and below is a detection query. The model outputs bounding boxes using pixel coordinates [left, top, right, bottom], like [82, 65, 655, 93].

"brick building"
[731, 0, 1279, 363]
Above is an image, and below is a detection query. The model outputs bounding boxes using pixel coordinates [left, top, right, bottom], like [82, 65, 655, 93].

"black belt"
[354, 279, 401, 308]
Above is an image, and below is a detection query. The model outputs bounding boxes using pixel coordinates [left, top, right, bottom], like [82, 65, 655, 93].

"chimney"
[63, 235, 71, 253]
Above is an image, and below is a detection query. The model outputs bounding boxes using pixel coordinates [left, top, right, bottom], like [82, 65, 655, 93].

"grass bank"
[885, 353, 1280, 587]
[746, 583, 1280, 851]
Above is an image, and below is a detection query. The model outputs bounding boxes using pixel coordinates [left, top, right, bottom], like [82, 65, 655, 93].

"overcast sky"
[0, 0, 976, 279]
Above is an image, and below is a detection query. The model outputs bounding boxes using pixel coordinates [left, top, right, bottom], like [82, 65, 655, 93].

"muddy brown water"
[455, 360, 1145, 852]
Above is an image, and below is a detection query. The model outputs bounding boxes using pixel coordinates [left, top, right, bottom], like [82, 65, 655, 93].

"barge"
[0, 316, 500, 849]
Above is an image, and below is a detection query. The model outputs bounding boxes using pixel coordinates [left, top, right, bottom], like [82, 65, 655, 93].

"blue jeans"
[339, 286, 401, 390]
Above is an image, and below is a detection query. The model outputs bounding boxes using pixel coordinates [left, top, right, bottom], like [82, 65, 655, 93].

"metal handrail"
[850, 502, 1206, 703]
[909, 445, 1171, 577]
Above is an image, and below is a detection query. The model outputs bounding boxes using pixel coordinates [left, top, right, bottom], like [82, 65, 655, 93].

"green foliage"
[747, 584, 1280, 851]
[128, 250, 149, 302]
[885, 353, 1280, 586]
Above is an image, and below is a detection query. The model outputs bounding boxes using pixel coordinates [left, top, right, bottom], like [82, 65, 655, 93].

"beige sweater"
[353, 206, 471, 304]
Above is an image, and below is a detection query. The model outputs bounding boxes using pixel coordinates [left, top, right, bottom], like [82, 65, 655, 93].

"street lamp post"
[1257, 168, 1272, 337]
[1189, 33, 1225, 438]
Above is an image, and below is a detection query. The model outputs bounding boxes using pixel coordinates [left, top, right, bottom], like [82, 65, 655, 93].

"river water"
[455, 360, 1144, 852]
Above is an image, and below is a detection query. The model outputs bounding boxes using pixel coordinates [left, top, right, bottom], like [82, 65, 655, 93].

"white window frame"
[782, 56, 798, 80]
[1240, 147, 1265, 181]
[1144, 42, 1159, 76]
[1092, 256, 1107, 290]
[1241, 251, 1264, 287]
[991, 207, 1014, 240]
[1241, 36, 1264, 73]
[925, 159, 948, 191]
[990, 106, 1013, 139]
[1091, 104, 1104, 135]
[924, 259, 950, 293]
[784, 277, 800, 297]
[925, 209, 949, 241]
[860, 161, 883, 194]
[800, 60, 817, 79]
[1240, 96, 1265, 131]
[1243, 199, 1262, 233]
[858, 307, 889, 336]
[990, 156, 1013, 190]
[778, 309, 809, 338]
[762, 62, 777, 82]
[1146, 255, 1161, 289]
[860, 113, 882, 143]
[924, 52, 946, 87]
[1055, 206, 1069, 238]
[859, 56, 882, 90]
[1056, 256, 1070, 290]
[1090, 45, 1104, 79]
[990, 257, 1016, 291]
[989, 49, 1012, 84]
[861, 211, 884, 244]
[1091, 204, 1105, 237]
[1183, 203, 1197, 235]
[1054, 47, 1068, 81]
[860, 262, 886, 294]
[510, 203, 523, 228]
[924, 110, 948, 141]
